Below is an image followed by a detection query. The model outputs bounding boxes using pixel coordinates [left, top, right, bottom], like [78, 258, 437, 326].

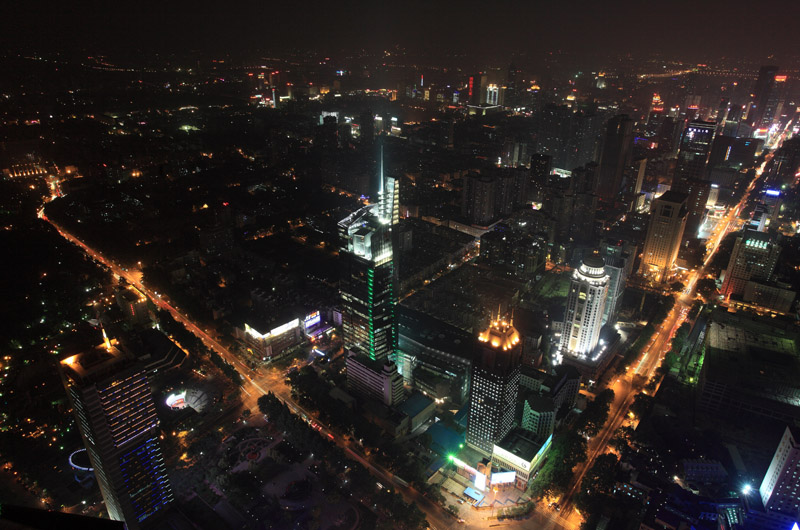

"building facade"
[639, 191, 688, 283]
[673, 120, 716, 185]
[559, 251, 610, 362]
[759, 426, 800, 526]
[721, 229, 781, 299]
[596, 114, 634, 200]
[60, 339, 173, 529]
[345, 352, 405, 406]
[339, 162, 398, 362]
[466, 318, 522, 457]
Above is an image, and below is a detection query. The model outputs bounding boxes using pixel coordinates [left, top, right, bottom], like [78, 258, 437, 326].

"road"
[40, 212, 470, 530]
[40, 146, 771, 529]
[557, 152, 772, 523]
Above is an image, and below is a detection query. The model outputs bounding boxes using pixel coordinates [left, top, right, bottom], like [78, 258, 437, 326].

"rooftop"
[657, 190, 689, 204]
[397, 305, 472, 358]
[397, 391, 434, 418]
[478, 319, 520, 351]
[496, 428, 546, 464]
[60, 338, 133, 385]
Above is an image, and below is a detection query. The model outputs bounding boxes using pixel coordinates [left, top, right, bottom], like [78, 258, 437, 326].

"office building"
[759, 426, 800, 526]
[519, 364, 581, 419]
[749, 65, 780, 129]
[559, 251, 610, 362]
[683, 178, 711, 240]
[462, 173, 496, 226]
[60, 338, 173, 529]
[521, 394, 555, 440]
[345, 352, 405, 406]
[696, 308, 800, 424]
[339, 153, 398, 362]
[601, 240, 636, 326]
[396, 305, 473, 404]
[639, 191, 688, 283]
[673, 120, 716, 186]
[766, 137, 800, 189]
[114, 288, 150, 325]
[721, 229, 781, 299]
[468, 73, 488, 105]
[466, 317, 522, 457]
[490, 429, 552, 490]
[597, 114, 634, 200]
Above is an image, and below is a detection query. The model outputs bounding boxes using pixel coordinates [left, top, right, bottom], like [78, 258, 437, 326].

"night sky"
[2, 0, 799, 60]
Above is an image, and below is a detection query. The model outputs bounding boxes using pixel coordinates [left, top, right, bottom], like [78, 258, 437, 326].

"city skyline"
[1, 20, 800, 530]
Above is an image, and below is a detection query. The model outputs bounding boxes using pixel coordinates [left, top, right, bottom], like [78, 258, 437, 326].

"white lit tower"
[339, 145, 398, 362]
[558, 251, 610, 363]
[59, 333, 173, 529]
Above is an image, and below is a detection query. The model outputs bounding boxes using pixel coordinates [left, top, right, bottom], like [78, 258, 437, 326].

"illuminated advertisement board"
[474, 473, 486, 491]
[491, 471, 516, 485]
[245, 318, 301, 340]
[304, 311, 321, 329]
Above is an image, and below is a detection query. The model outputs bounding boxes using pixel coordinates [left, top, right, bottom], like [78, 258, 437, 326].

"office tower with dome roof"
[559, 251, 610, 365]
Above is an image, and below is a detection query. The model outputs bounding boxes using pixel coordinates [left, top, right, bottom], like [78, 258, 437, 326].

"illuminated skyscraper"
[339, 148, 398, 361]
[758, 426, 800, 526]
[674, 120, 716, 186]
[60, 337, 173, 529]
[721, 229, 781, 299]
[639, 191, 688, 283]
[466, 318, 522, 457]
[559, 251, 609, 362]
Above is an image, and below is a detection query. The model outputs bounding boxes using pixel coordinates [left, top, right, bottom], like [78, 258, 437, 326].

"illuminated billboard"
[304, 311, 321, 329]
[474, 473, 486, 491]
[245, 318, 301, 340]
[491, 471, 516, 485]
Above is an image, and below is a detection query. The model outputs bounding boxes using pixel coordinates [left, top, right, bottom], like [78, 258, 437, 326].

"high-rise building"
[339, 151, 398, 361]
[639, 191, 688, 282]
[468, 73, 488, 105]
[559, 251, 610, 362]
[683, 179, 711, 240]
[466, 318, 522, 457]
[601, 240, 636, 326]
[462, 173, 496, 226]
[759, 426, 800, 526]
[536, 106, 604, 173]
[673, 120, 716, 186]
[766, 137, 800, 189]
[59, 338, 173, 529]
[721, 229, 781, 299]
[596, 114, 634, 200]
[345, 352, 405, 406]
[749, 65, 780, 129]
[521, 394, 555, 440]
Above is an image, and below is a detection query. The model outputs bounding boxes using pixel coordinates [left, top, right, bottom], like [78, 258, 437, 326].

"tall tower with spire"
[338, 145, 398, 361]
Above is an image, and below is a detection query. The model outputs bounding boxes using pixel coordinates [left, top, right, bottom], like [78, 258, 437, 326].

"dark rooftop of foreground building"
[698, 308, 800, 424]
